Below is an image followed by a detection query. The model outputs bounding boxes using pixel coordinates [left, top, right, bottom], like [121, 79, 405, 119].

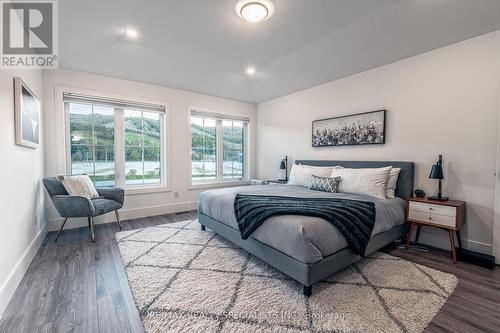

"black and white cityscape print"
[312, 110, 385, 147]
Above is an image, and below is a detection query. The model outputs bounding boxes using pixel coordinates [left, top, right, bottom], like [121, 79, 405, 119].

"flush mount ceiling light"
[124, 27, 139, 40]
[245, 66, 257, 76]
[235, 0, 275, 23]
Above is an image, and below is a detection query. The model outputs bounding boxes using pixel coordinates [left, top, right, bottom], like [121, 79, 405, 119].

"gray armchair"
[43, 177, 124, 242]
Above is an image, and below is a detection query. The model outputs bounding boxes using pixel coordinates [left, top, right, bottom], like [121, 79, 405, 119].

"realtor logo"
[1, 0, 58, 68]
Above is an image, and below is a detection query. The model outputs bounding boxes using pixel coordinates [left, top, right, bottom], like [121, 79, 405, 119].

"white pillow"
[385, 167, 401, 199]
[58, 175, 99, 198]
[330, 166, 392, 199]
[288, 164, 341, 187]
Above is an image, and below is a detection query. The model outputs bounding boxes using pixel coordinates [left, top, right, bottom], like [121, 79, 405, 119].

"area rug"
[116, 220, 457, 333]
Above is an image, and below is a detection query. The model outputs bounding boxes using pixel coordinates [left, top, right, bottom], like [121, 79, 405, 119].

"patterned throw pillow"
[58, 174, 100, 198]
[308, 175, 342, 193]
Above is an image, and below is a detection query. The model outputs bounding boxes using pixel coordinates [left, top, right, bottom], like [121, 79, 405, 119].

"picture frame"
[312, 109, 386, 147]
[14, 77, 41, 149]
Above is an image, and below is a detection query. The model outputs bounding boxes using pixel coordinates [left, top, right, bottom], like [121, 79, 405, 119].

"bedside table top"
[408, 197, 465, 208]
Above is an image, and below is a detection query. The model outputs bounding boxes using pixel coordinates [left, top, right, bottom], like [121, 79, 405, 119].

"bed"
[198, 160, 414, 296]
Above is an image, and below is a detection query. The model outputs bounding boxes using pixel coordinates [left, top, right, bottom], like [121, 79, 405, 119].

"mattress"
[198, 184, 406, 264]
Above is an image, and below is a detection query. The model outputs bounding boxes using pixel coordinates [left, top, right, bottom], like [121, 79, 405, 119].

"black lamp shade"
[279, 160, 286, 170]
[429, 164, 444, 180]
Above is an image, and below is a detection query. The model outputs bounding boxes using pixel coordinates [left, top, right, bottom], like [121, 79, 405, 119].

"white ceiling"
[59, 0, 500, 103]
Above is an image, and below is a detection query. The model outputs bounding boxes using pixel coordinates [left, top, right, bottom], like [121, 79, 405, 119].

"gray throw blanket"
[234, 194, 376, 256]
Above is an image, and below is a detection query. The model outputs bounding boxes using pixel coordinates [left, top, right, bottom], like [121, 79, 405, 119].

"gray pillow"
[309, 175, 342, 193]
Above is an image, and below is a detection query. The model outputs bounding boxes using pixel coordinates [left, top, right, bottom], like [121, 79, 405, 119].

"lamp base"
[428, 195, 449, 201]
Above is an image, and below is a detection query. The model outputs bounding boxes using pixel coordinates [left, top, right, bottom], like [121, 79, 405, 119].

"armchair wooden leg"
[89, 217, 95, 242]
[115, 210, 122, 230]
[55, 217, 69, 242]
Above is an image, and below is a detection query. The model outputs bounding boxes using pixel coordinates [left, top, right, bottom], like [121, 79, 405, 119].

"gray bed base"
[199, 212, 407, 296]
[198, 160, 414, 296]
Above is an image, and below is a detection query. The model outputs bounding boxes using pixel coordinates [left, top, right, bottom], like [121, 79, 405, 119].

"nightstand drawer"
[408, 201, 456, 217]
[408, 210, 457, 228]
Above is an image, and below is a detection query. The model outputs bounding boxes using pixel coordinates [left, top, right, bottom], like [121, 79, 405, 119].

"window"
[124, 110, 161, 185]
[65, 93, 166, 188]
[223, 120, 244, 179]
[191, 116, 217, 181]
[190, 110, 249, 184]
[69, 103, 116, 186]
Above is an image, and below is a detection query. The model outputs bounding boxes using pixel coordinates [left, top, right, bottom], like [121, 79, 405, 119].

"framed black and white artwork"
[14, 77, 40, 149]
[312, 109, 386, 147]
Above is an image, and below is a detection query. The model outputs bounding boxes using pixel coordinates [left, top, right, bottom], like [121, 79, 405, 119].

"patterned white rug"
[116, 220, 457, 333]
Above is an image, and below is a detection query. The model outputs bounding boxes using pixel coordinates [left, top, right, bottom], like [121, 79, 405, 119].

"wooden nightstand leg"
[455, 230, 463, 250]
[448, 229, 457, 264]
[406, 223, 415, 249]
[415, 225, 422, 243]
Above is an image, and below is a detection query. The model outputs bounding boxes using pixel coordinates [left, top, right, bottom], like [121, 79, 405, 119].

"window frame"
[187, 107, 250, 188]
[62, 90, 170, 195]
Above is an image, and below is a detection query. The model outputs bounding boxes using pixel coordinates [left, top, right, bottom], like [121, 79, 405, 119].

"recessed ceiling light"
[235, 0, 275, 23]
[124, 27, 139, 40]
[245, 67, 257, 75]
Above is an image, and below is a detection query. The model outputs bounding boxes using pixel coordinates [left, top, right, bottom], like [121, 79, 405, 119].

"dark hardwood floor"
[0, 211, 197, 333]
[0, 211, 498, 333]
[387, 246, 500, 333]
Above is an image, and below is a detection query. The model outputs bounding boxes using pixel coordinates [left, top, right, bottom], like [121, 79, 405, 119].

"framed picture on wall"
[312, 109, 386, 147]
[14, 77, 41, 149]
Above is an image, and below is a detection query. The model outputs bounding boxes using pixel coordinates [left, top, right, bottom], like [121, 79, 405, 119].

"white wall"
[43, 69, 257, 230]
[257, 30, 500, 254]
[0, 70, 45, 317]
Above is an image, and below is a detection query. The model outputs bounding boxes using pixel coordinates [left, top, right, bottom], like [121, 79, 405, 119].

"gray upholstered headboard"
[295, 160, 415, 200]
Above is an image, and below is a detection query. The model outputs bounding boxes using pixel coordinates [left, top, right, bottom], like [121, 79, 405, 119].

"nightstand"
[268, 179, 288, 184]
[405, 197, 466, 264]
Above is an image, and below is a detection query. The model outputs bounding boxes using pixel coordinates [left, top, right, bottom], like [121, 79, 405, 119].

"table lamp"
[279, 156, 288, 181]
[428, 154, 448, 201]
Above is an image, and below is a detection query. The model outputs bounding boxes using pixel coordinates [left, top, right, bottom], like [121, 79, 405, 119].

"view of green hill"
[70, 113, 161, 163]
[69, 113, 243, 167]
[191, 123, 243, 161]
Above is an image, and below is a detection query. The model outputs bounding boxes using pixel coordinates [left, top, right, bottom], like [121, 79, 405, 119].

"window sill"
[188, 180, 251, 191]
[125, 185, 171, 196]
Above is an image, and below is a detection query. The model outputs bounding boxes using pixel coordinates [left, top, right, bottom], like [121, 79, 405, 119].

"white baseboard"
[46, 201, 198, 232]
[0, 224, 47, 320]
[416, 227, 493, 254]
